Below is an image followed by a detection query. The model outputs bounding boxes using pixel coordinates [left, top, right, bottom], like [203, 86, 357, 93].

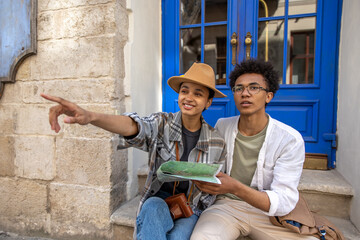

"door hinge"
[323, 133, 337, 149]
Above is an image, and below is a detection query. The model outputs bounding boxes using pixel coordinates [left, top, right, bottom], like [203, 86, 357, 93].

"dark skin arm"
[193, 172, 270, 212]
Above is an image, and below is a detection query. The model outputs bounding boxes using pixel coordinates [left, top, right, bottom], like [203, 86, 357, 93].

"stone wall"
[0, 0, 128, 239]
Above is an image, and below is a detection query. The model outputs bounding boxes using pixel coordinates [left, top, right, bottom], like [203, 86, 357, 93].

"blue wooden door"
[162, 0, 341, 168]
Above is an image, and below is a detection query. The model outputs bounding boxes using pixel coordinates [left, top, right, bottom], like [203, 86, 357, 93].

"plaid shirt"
[118, 111, 227, 215]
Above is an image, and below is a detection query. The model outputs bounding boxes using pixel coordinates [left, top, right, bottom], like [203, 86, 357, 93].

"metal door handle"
[231, 32, 238, 65]
[245, 32, 252, 60]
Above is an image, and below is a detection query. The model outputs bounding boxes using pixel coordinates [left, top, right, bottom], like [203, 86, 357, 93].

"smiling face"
[233, 73, 273, 117]
[178, 82, 213, 120]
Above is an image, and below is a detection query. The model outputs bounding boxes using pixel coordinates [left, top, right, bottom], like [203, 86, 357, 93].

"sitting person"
[41, 62, 227, 240]
[191, 59, 317, 240]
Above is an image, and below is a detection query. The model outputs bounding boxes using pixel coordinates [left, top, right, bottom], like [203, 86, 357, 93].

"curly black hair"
[229, 59, 280, 95]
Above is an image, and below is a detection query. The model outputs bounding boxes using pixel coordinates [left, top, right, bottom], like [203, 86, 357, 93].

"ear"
[265, 92, 273, 104]
[206, 98, 213, 110]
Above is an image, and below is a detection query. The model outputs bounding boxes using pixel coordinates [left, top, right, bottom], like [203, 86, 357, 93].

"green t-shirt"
[221, 121, 268, 201]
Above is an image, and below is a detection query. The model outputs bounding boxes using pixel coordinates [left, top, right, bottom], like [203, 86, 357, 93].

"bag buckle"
[318, 226, 326, 240]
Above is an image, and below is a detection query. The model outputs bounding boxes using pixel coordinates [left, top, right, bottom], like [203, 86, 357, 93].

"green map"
[157, 161, 222, 184]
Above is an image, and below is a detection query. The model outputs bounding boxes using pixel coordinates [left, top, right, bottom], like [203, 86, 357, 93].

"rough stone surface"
[299, 170, 354, 218]
[299, 169, 354, 196]
[0, 178, 48, 233]
[55, 138, 112, 186]
[15, 58, 31, 81]
[0, 136, 15, 177]
[38, 4, 116, 40]
[38, 0, 115, 11]
[0, 0, 129, 238]
[0, 83, 22, 104]
[14, 136, 55, 180]
[0, 106, 16, 135]
[31, 37, 115, 80]
[302, 192, 352, 219]
[49, 183, 111, 238]
[22, 79, 118, 104]
[14, 105, 53, 135]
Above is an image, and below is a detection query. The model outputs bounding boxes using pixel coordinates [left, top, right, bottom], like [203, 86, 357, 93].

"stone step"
[111, 195, 140, 240]
[110, 196, 360, 240]
[138, 167, 354, 218]
[298, 169, 354, 218]
[111, 168, 357, 239]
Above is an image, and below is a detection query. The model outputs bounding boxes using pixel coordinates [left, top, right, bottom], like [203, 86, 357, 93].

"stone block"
[38, 0, 115, 12]
[55, 138, 114, 186]
[14, 136, 55, 180]
[38, 5, 116, 40]
[0, 178, 48, 233]
[114, 3, 129, 43]
[112, 225, 133, 240]
[15, 57, 32, 81]
[23, 79, 118, 104]
[0, 106, 16, 135]
[14, 105, 54, 135]
[0, 82, 22, 104]
[0, 136, 15, 177]
[49, 182, 111, 238]
[31, 37, 115, 80]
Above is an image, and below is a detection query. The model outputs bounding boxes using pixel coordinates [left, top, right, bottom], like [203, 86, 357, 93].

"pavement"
[0, 231, 53, 240]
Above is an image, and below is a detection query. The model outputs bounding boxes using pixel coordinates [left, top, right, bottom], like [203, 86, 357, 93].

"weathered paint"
[0, 0, 36, 84]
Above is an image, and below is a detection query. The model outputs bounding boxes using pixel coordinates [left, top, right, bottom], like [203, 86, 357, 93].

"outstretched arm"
[41, 93, 138, 136]
[193, 172, 270, 212]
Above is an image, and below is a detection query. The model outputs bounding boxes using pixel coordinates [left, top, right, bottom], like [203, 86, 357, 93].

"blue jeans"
[136, 197, 199, 240]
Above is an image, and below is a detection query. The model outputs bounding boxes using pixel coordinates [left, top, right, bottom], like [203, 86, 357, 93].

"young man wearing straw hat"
[41, 62, 227, 240]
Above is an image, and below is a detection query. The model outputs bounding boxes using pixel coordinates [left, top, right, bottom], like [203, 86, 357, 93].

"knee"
[190, 230, 207, 240]
[140, 197, 169, 216]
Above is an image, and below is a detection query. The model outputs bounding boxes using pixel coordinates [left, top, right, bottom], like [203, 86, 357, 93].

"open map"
[157, 161, 223, 184]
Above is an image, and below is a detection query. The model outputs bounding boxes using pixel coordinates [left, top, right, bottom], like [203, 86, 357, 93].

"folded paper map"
[157, 161, 223, 184]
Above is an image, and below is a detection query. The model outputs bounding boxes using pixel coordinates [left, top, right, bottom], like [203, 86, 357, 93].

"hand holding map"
[156, 161, 223, 184]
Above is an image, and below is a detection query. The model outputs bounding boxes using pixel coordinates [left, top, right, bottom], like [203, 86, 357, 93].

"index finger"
[41, 93, 72, 107]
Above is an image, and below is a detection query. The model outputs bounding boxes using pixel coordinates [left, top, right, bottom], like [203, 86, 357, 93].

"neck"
[238, 113, 268, 136]
[182, 114, 202, 132]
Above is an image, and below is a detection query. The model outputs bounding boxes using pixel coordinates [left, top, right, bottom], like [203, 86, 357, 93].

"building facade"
[0, 0, 359, 239]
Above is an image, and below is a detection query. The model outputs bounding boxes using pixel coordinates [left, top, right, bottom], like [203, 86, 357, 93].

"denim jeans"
[136, 197, 199, 240]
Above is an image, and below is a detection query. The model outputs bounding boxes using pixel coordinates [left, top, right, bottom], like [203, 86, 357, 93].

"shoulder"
[217, 116, 239, 125]
[215, 116, 239, 130]
[141, 111, 177, 122]
[268, 116, 304, 147]
[270, 117, 302, 138]
[202, 120, 226, 144]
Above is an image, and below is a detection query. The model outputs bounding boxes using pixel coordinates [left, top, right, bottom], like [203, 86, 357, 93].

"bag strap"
[173, 141, 201, 202]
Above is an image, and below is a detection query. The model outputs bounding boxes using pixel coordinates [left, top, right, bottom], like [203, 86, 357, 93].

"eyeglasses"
[232, 84, 269, 95]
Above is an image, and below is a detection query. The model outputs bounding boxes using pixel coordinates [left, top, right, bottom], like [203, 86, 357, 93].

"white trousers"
[191, 198, 318, 240]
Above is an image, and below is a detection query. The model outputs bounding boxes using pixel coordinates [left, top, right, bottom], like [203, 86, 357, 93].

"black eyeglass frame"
[231, 84, 269, 95]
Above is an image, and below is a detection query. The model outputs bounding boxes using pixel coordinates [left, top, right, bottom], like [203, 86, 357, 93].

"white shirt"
[215, 115, 305, 216]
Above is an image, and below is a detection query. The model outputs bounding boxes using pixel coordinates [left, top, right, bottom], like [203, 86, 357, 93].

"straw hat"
[167, 62, 227, 98]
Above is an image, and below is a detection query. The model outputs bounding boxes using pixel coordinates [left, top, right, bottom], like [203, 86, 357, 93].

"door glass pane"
[180, 28, 201, 73]
[204, 25, 227, 85]
[180, 0, 201, 25]
[289, 0, 317, 15]
[258, 20, 284, 84]
[205, 0, 227, 23]
[286, 17, 316, 84]
[259, 0, 285, 18]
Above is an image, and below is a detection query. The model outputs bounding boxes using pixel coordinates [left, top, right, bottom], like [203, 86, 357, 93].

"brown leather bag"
[165, 193, 193, 220]
[163, 142, 198, 220]
[269, 194, 345, 240]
